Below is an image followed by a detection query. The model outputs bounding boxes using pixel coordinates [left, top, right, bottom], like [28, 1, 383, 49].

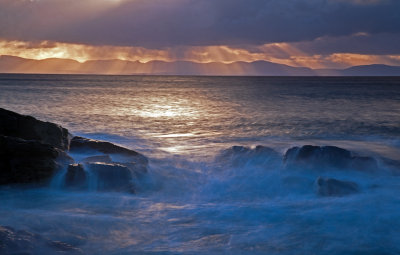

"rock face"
[87, 163, 134, 192]
[65, 163, 135, 192]
[218, 145, 281, 167]
[0, 226, 82, 255]
[0, 135, 72, 185]
[0, 108, 70, 150]
[284, 145, 378, 171]
[70, 136, 148, 165]
[316, 177, 359, 196]
[65, 164, 86, 189]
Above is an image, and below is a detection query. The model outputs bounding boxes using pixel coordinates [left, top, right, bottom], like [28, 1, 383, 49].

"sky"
[0, 0, 400, 69]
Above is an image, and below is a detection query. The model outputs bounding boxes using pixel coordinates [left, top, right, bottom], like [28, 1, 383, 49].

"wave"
[2, 143, 400, 254]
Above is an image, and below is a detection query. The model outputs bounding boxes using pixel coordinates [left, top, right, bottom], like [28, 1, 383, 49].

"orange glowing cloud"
[1, 39, 400, 71]
[0, 40, 171, 63]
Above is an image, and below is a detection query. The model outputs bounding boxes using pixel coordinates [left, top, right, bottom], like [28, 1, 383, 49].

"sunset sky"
[1, 0, 400, 69]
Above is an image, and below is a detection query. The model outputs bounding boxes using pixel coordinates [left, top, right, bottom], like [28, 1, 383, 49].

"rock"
[0, 135, 72, 185]
[70, 136, 148, 165]
[85, 163, 135, 192]
[218, 145, 281, 166]
[0, 226, 82, 255]
[316, 177, 359, 196]
[81, 155, 147, 179]
[0, 108, 71, 150]
[64, 163, 137, 192]
[82, 155, 112, 163]
[284, 145, 378, 171]
[65, 164, 86, 189]
[117, 162, 148, 178]
[350, 156, 379, 171]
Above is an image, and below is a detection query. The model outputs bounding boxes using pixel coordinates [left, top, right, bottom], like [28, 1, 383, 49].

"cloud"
[2, 38, 400, 69]
[0, 0, 399, 49]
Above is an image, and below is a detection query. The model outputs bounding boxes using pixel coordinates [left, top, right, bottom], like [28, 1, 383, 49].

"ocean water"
[1, 74, 400, 254]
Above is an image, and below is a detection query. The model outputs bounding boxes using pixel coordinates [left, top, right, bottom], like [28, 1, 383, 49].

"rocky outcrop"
[0, 108, 148, 187]
[0, 108, 70, 150]
[0, 135, 72, 185]
[0, 226, 82, 255]
[284, 145, 378, 171]
[70, 136, 148, 165]
[218, 145, 281, 167]
[316, 177, 359, 196]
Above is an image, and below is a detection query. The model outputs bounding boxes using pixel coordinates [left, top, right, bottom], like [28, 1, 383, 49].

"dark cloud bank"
[0, 0, 399, 53]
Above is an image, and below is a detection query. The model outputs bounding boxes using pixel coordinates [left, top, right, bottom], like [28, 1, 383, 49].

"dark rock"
[284, 145, 378, 171]
[81, 155, 148, 179]
[350, 156, 379, 172]
[85, 163, 135, 192]
[0, 108, 71, 150]
[70, 136, 148, 165]
[0, 226, 82, 255]
[117, 162, 148, 178]
[0, 135, 72, 185]
[65, 164, 86, 189]
[82, 155, 112, 163]
[218, 145, 281, 166]
[316, 177, 359, 196]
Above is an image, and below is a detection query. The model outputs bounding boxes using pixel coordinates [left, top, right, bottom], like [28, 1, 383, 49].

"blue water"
[1, 74, 400, 254]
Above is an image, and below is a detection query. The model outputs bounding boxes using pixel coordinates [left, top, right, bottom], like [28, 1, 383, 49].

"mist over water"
[1, 74, 400, 254]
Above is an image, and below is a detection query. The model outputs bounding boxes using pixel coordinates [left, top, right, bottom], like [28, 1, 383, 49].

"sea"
[1, 74, 400, 254]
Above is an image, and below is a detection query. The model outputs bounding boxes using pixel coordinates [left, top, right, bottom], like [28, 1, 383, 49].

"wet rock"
[218, 145, 281, 166]
[0, 226, 82, 255]
[350, 156, 379, 172]
[82, 155, 112, 163]
[85, 163, 135, 192]
[0, 108, 71, 150]
[65, 164, 86, 189]
[64, 162, 137, 192]
[117, 161, 148, 178]
[70, 136, 148, 165]
[0, 135, 72, 185]
[81, 155, 147, 179]
[316, 177, 359, 196]
[284, 145, 378, 171]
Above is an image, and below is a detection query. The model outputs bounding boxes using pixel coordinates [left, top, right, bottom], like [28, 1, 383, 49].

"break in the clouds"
[0, 0, 400, 48]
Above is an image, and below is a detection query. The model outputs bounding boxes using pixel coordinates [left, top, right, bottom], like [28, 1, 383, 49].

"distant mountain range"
[1, 55, 400, 76]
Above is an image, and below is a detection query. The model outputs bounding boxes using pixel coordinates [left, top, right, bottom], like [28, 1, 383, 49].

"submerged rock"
[0, 135, 72, 185]
[0, 225, 82, 255]
[316, 177, 359, 197]
[218, 145, 281, 167]
[70, 136, 148, 165]
[284, 145, 378, 171]
[0, 108, 71, 150]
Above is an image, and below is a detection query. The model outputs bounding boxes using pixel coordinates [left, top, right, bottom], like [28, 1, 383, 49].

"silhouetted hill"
[341, 64, 400, 76]
[1, 55, 399, 76]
